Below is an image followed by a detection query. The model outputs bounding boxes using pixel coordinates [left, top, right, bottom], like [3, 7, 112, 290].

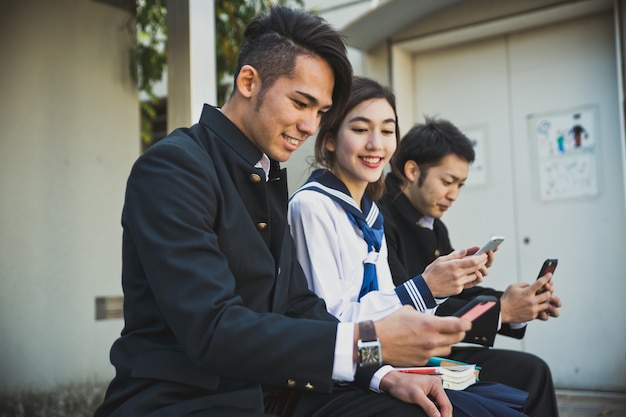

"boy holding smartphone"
[379, 116, 563, 417]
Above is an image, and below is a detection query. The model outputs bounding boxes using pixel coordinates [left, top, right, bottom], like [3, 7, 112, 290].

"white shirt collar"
[254, 153, 271, 182]
[417, 215, 435, 230]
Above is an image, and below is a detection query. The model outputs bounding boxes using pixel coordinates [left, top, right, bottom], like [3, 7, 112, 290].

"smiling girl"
[288, 77, 442, 322]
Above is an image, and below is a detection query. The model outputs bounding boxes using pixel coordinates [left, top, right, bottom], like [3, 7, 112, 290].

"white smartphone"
[474, 236, 505, 256]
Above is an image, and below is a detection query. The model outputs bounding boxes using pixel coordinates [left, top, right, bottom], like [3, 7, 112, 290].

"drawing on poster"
[529, 106, 598, 200]
[462, 126, 486, 187]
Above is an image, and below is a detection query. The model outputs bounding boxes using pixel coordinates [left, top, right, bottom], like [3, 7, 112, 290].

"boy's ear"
[403, 160, 421, 183]
[234, 65, 259, 99]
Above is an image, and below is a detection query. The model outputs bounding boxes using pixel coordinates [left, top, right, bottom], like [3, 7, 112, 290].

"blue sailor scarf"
[295, 169, 384, 300]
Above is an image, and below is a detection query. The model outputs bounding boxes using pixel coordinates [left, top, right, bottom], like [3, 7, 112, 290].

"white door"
[411, 12, 626, 391]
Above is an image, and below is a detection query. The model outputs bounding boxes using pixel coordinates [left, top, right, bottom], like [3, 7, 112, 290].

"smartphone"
[474, 236, 505, 256]
[536, 258, 558, 294]
[452, 295, 498, 321]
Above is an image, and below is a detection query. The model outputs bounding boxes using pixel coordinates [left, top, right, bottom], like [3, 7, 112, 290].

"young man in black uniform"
[379, 116, 563, 417]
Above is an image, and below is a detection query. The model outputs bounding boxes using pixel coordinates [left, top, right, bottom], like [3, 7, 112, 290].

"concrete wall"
[0, 0, 139, 389]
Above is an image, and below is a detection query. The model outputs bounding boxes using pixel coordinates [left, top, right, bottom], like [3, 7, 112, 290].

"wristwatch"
[357, 320, 382, 367]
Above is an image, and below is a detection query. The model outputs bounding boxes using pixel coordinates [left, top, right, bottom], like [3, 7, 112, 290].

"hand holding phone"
[474, 236, 505, 256]
[536, 258, 558, 294]
[452, 295, 498, 321]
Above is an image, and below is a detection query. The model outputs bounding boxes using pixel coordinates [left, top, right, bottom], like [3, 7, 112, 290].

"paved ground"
[556, 389, 626, 417]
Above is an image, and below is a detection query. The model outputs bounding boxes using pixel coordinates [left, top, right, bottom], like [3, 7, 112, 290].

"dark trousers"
[448, 347, 559, 417]
[263, 384, 430, 417]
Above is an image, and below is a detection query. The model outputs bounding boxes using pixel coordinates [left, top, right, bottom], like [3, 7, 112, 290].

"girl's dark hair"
[314, 76, 399, 201]
[235, 6, 353, 126]
[388, 116, 475, 188]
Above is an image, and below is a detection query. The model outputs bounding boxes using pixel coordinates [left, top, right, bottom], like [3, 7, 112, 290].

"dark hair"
[389, 116, 475, 187]
[235, 6, 352, 126]
[314, 76, 399, 201]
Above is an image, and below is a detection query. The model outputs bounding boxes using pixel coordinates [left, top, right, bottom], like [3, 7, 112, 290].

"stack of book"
[396, 357, 481, 390]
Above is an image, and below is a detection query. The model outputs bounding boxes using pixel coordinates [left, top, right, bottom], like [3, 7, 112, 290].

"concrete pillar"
[166, 0, 216, 129]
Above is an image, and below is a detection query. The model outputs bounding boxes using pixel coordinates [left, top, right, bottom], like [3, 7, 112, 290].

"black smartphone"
[452, 295, 498, 321]
[536, 258, 558, 294]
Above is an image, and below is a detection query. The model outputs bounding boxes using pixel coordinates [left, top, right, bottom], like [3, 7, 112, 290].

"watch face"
[360, 346, 380, 365]
[358, 341, 381, 367]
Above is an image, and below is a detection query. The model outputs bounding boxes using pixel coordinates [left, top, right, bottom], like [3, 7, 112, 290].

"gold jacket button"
[287, 379, 296, 388]
[249, 173, 262, 183]
[305, 383, 314, 390]
[434, 249, 440, 257]
[256, 222, 268, 231]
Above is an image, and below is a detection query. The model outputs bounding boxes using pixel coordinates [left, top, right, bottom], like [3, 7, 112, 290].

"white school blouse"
[288, 187, 440, 322]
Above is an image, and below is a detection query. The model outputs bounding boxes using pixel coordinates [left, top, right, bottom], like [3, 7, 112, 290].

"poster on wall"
[527, 105, 599, 201]
[462, 125, 487, 187]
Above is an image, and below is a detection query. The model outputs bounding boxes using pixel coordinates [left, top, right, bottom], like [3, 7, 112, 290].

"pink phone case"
[459, 301, 497, 321]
